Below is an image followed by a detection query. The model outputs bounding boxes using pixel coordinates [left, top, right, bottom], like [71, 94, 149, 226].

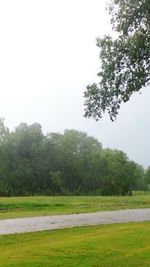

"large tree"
[84, 0, 150, 120]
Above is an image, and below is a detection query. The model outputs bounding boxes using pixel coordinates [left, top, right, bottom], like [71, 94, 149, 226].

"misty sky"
[0, 0, 150, 168]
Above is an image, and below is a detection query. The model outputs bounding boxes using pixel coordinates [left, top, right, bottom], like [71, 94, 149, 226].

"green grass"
[0, 222, 150, 266]
[0, 195, 150, 219]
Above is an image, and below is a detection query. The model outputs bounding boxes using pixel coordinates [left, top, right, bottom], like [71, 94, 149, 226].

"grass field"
[0, 222, 149, 266]
[0, 194, 150, 219]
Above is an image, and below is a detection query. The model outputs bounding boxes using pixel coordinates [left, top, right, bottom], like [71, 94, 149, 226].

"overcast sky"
[0, 0, 150, 168]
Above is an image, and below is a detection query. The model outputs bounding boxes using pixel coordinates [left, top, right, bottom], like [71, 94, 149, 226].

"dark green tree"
[84, 0, 150, 120]
[0, 118, 11, 196]
[49, 171, 64, 195]
[60, 130, 102, 194]
[145, 166, 150, 189]
[5, 123, 44, 195]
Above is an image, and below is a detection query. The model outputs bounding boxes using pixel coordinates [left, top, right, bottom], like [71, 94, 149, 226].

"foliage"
[84, 0, 150, 120]
[144, 166, 150, 189]
[0, 120, 146, 196]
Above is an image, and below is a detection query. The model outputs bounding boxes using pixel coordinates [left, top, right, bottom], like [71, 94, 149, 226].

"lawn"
[0, 222, 150, 266]
[0, 194, 150, 219]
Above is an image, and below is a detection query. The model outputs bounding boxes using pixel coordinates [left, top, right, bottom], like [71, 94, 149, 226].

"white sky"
[0, 0, 150, 168]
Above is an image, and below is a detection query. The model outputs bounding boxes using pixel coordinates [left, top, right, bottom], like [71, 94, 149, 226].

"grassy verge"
[0, 195, 150, 219]
[0, 222, 150, 266]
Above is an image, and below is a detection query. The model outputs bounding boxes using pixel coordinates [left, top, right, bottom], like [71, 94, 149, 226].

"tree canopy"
[84, 0, 150, 120]
[0, 119, 146, 196]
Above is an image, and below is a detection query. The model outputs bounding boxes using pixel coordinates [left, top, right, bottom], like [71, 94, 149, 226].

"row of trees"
[0, 118, 149, 196]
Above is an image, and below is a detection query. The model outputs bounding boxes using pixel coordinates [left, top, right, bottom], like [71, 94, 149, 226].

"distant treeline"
[0, 118, 149, 196]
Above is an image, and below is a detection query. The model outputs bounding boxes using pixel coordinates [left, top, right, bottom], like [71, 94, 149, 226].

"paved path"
[0, 208, 150, 235]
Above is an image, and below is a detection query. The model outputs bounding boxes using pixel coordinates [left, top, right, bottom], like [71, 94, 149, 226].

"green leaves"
[0, 120, 145, 196]
[84, 0, 150, 120]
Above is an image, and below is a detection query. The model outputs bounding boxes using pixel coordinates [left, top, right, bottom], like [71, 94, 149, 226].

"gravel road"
[0, 208, 150, 235]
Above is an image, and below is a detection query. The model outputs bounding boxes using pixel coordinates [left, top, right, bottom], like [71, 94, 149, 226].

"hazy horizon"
[0, 0, 150, 168]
